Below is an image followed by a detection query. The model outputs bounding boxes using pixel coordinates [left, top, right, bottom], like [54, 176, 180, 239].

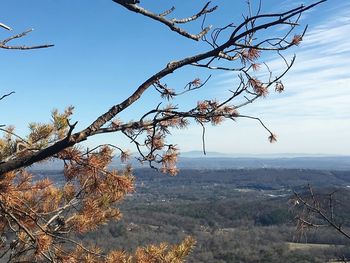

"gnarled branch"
[0, 28, 54, 50]
[0, 1, 325, 175]
[112, 0, 218, 41]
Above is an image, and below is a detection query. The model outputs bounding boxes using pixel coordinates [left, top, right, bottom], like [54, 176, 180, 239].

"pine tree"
[0, 1, 325, 262]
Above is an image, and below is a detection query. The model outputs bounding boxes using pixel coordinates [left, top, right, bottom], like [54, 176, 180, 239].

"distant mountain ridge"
[176, 156, 350, 170]
[30, 154, 350, 171]
[179, 151, 343, 158]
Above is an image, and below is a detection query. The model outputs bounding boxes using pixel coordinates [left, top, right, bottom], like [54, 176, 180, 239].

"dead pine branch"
[0, 1, 327, 261]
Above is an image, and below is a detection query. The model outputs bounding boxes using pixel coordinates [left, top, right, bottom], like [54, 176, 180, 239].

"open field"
[287, 242, 343, 250]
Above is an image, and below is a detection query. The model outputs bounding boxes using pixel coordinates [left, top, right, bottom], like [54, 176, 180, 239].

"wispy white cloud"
[208, 3, 350, 154]
[217, 3, 350, 120]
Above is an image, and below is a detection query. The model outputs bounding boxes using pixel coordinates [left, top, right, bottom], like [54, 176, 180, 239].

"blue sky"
[0, 0, 349, 156]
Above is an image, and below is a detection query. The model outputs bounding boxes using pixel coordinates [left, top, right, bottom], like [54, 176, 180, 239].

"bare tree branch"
[0, 22, 12, 31]
[112, 0, 217, 41]
[0, 29, 54, 50]
[293, 186, 350, 241]
[0, 91, 15, 101]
